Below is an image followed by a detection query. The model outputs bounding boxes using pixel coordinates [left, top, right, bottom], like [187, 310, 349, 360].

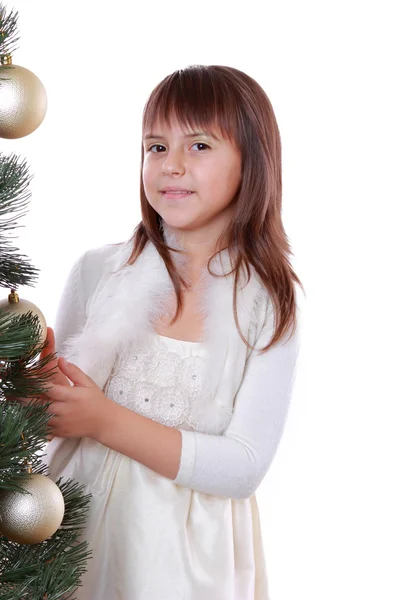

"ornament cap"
[8, 289, 19, 303]
[0, 54, 12, 65]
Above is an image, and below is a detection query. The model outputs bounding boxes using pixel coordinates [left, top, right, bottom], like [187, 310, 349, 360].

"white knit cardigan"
[45, 227, 301, 499]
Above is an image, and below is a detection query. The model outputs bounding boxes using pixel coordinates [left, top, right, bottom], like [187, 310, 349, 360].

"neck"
[160, 220, 228, 272]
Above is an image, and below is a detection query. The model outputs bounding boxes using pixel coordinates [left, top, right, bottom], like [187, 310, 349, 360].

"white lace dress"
[68, 332, 269, 600]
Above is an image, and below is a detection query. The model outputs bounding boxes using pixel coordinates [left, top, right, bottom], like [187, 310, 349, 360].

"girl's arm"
[175, 321, 301, 498]
[54, 248, 301, 499]
[53, 254, 87, 356]
[93, 318, 301, 499]
[94, 400, 183, 481]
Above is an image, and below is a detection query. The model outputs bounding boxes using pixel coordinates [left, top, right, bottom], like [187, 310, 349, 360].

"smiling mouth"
[161, 191, 194, 198]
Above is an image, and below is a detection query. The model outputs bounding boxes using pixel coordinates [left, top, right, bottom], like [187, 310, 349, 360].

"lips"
[160, 185, 195, 201]
[160, 188, 193, 193]
[161, 190, 194, 199]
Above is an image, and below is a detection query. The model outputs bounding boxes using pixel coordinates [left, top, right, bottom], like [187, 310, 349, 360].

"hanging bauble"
[0, 471, 65, 544]
[0, 55, 47, 139]
[0, 289, 47, 347]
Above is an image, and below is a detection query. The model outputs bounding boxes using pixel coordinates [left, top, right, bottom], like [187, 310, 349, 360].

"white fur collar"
[61, 222, 268, 432]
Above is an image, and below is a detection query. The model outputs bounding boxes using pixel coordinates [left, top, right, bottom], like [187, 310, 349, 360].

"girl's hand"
[4, 327, 71, 441]
[6, 327, 70, 403]
[43, 357, 113, 440]
[39, 326, 72, 441]
[40, 327, 71, 388]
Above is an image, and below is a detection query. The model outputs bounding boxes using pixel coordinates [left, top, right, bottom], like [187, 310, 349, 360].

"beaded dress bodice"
[103, 333, 208, 431]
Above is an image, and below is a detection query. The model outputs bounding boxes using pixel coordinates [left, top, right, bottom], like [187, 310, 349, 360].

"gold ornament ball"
[0, 474, 65, 544]
[0, 291, 47, 348]
[0, 63, 47, 139]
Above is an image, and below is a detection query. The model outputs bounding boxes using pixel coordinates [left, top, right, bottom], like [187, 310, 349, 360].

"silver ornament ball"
[0, 291, 47, 347]
[0, 474, 65, 545]
[0, 59, 47, 139]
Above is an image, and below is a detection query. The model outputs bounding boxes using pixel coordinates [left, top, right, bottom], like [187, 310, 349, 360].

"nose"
[162, 149, 185, 176]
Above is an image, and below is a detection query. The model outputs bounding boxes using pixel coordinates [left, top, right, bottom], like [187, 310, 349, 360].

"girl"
[43, 64, 304, 600]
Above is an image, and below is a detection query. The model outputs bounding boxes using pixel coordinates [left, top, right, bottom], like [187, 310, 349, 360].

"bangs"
[142, 67, 239, 145]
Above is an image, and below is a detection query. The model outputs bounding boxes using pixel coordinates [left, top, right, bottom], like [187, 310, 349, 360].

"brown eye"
[192, 143, 210, 151]
[149, 144, 165, 153]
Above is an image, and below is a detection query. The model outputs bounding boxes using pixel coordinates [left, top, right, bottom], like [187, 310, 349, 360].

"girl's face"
[142, 117, 242, 234]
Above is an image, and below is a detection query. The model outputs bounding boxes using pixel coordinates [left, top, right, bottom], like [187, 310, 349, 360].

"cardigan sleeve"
[53, 245, 113, 355]
[53, 254, 87, 356]
[173, 314, 301, 499]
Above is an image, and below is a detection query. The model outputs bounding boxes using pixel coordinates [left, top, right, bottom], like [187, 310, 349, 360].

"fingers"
[43, 382, 70, 402]
[57, 359, 93, 388]
[41, 327, 56, 359]
[39, 327, 70, 386]
[46, 417, 56, 441]
[4, 394, 30, 406]
[52, 363, 71, 387]
[5, 394, 47, 406]
[40, 328, 60, 377]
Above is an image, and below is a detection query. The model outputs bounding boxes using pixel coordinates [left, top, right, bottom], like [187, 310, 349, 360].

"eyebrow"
[143, 131, 220, 141]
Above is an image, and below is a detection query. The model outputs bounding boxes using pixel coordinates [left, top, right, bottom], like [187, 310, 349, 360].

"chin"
[158, 212, 200, 232]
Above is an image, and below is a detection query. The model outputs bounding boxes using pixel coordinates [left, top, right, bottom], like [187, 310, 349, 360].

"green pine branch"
[0, 309, 44, 363]
[0, 400, 50, 492]
[0, 311, 68, 492]
[0, 12, 92, 588]
[0, 310, 59, 398]
[0, 153, 40, 288]
[0, 153, 31, 212]
[0, 478, 92, 599]
[0, 4, 19, 59]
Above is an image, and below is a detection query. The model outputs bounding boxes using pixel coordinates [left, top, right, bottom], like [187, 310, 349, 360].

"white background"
[2, 1, 399, 598]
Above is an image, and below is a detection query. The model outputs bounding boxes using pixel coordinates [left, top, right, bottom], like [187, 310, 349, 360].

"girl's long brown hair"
[122, 64, 304, 353]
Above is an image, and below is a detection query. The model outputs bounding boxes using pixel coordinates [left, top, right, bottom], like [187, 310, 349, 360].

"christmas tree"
[0, 5, 91, 599]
